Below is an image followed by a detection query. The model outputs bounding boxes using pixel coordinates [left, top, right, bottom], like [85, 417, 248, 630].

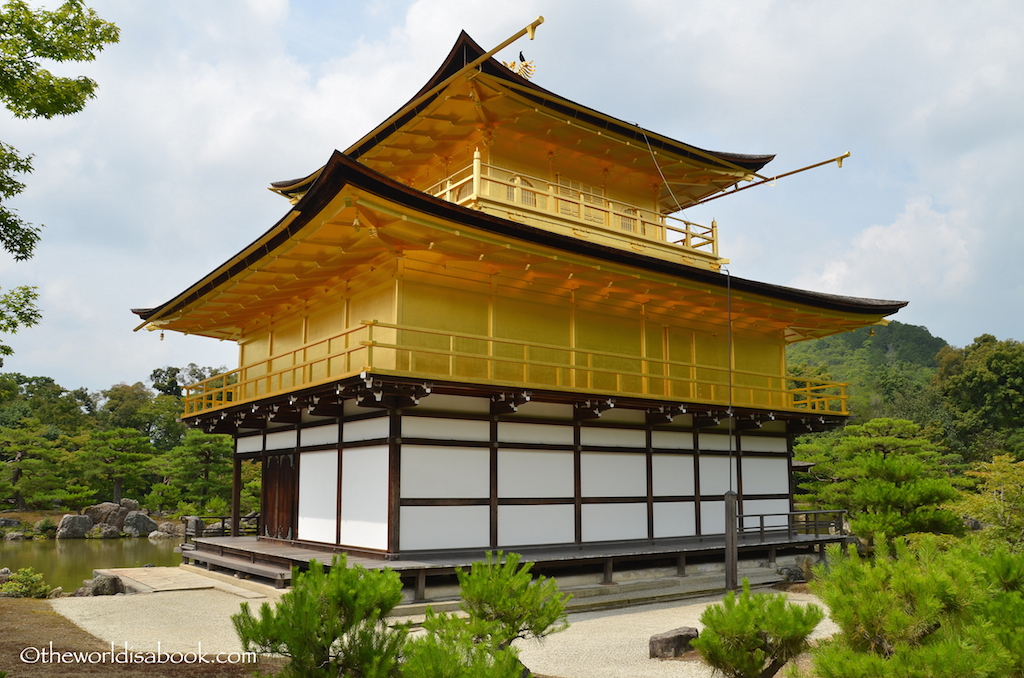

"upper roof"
[270, 31, 776, 213]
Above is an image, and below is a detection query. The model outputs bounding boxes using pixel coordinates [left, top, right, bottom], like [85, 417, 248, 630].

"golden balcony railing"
[183, 321, 848, 417]
[422, 157, 719, 264]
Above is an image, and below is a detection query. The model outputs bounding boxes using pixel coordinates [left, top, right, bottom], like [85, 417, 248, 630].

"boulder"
[93, 523, 121, 539]
[147, 530, 176, 540]
[205, 520, 229, 535]
[85, 502, 129, 530]
[0, 517, 21, 527]
[4, 531, 25, 541]
[47, 586, 64, 599]
[157, 521, 184, 536]
[84, 573, 123, 596]
[778, 566, 807, 583]
[119, 498, 140, 512]
[56, 514, 94, 539]
[122, 511, 158, 538]
[649, 627, 700, 659]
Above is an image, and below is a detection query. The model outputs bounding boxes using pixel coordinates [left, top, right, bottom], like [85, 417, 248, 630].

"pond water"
[0, 537, 183, 592]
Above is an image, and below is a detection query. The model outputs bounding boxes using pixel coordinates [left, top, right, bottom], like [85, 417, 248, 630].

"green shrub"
[456, 551, 570, 650]
[34, 517, 56, 538]
[692, 579, 823, 678]
[232, 555, 406, 678]
[204, 495, 229, 516]
[402, 610, 523, 678]
[810, 538, 1024, 678]
[0, 567, 51, 598]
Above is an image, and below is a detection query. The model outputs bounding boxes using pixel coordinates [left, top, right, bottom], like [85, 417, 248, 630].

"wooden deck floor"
[193, 528, 843, 573]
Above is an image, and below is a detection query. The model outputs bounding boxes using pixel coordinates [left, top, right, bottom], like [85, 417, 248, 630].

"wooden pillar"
[230, 454, 241, 537]
[724, 490, 738, 591]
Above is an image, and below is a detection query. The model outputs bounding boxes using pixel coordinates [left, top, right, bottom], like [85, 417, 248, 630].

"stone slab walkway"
[98, 566, 267, 599]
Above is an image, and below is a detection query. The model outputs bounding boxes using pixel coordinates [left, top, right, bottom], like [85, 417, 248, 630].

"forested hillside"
[788, 321, 1024, 462]
[787, 321, 948, 424]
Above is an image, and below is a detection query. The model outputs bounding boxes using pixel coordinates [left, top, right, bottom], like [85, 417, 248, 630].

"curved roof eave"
[136, 150, 905, 327]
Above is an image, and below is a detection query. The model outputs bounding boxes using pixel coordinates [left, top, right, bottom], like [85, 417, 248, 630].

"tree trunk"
[113, 478, 122, 504]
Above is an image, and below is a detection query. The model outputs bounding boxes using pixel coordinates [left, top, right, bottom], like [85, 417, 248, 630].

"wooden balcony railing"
[423, 157, 719, 264]
[183, 321, 847, 416]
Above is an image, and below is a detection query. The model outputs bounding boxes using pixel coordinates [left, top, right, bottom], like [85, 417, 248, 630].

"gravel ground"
[51, 588, 837, 677]
[50, 589, 261, 656]
[517, 591, 838, 678]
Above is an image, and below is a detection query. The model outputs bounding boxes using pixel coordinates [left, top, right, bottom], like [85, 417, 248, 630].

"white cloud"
[793, 197, 974, 302]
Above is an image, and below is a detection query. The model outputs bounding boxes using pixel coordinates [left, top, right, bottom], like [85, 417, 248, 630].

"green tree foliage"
[402, 611, 523, 678]
[956, 454, 1024, 550]
[0, 373, 94, 434]
[75, 427, 156, 504]
[933, 334, 1024, 461]
[811, 538, 1024, 678]
[149, 430, 231, 510]
[233, 555, 406, 678]
[0, 0, 119, 356]
[692, 579, 824, 678]
[0, 424, 58, 509]
[456, 551, 570, 651]
[150, 363, 226, 398]
[796, 418, 963, 543]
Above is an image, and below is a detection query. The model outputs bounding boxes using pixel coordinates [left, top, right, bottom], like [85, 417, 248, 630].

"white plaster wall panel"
[651, 430, 694, 450]
[498, 505, 575, 546]
[498, 449, 574, 497]
[597, 409, 647, 424]
[506, 401, 574, 420]
[402, 417, 490, 442]
[265, 430, 297, 450]
[580, 427, 646, 448]
[581, 452, 646, 497]
[417, 394, 490, 414]
[699, 433, 737, 451]
[339, 445, 389, 550]
[699, 456, 739, 496]
[401, 446, 489, 499]
[653, 502, 697, 538]
[343, 417, 389, 442]
[701, 500, 726, 535]
[741, 499, 791, 528]
[742, 457, 790, 495]
[300, 424, 339, 447]
[652, 454, 695, 496]
[400, 506, 490, 550]
[236, 436, 263, 454]
[498, 422, 574, 446]
[581, 503, 647, 541]
[740, 437, 788, 453]
[297, 450, 338, 543]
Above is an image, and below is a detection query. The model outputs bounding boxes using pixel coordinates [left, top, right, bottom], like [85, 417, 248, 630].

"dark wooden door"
[262, 453, 296, 539]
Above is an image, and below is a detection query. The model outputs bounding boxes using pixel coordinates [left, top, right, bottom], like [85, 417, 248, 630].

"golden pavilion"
[134, 24, 904, 582]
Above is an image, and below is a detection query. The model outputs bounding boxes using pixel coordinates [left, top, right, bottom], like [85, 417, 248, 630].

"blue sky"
[2, 0, 1022, 392]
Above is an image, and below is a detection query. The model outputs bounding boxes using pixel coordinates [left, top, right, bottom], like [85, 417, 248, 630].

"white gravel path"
[50, 589, 264, 655]
[51, 588, 837, 677]
[517, 591, 838, 678]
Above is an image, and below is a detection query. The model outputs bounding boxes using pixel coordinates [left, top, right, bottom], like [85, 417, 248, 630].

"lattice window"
[620, 207, 637, 232]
